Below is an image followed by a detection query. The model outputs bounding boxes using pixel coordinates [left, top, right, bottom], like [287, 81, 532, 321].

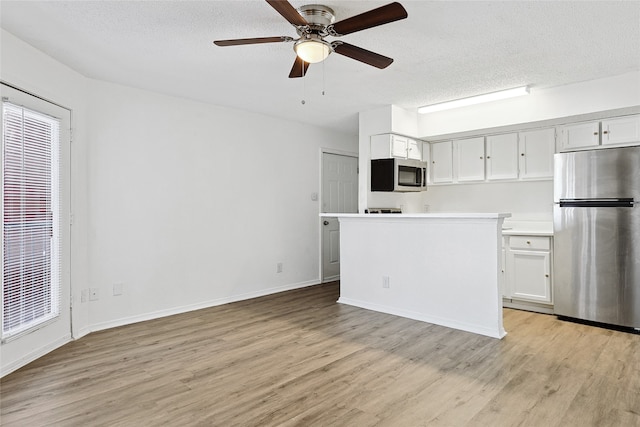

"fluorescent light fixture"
[418, 86, 530, 114]
[294, 37, 331, 64]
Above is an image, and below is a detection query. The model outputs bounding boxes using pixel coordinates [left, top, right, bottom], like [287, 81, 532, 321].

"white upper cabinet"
[407, 139, 423, 160]
[601, 115, 640, 146]
[558, 121, 599, 151]
[422, 142, 431, 183]
[486, 133, 518, 181]
[518, 128, 555, 180]
[391, 135, 409, 158]
[431, 140, 453, 183]
[455, 137, 485, 182]
[427, 127, 554, 184]
[370, 134, 422, 160]
[558, 115, 640, 151]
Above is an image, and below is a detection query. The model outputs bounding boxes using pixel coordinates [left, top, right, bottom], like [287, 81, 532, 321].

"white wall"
[85, 80, 356, 330]
[0, 28, 357, 373]
[424, 181, 554, 221]
[418, 71, 640, 138]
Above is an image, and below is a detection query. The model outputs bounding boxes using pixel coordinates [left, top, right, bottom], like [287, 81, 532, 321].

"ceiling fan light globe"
[294, 39, 330, 63]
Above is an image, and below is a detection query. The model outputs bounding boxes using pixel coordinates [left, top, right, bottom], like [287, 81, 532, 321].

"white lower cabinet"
[503, 235, 553, 311]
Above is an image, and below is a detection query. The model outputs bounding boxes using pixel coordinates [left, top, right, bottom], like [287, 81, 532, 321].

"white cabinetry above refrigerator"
[557, 114, 640, 152]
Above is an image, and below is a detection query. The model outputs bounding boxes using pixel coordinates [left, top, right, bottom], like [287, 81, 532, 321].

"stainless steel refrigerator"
[553, 146, 640, 329]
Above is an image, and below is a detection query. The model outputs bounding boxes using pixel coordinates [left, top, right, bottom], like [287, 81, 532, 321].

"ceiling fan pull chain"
[322, 60, 326, 96]
[301, 63, 306, 105]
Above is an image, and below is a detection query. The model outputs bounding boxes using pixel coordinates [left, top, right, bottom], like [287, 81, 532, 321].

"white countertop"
[320, 213, 552, 235]
[321, 213, 511, 219]
[501, 220, 554, 236]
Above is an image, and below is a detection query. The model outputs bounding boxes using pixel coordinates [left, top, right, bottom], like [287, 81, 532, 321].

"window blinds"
[2, 102, 61, 339]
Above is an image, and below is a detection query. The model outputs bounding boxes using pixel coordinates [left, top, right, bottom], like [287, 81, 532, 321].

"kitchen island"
[321, 213, 511, 339]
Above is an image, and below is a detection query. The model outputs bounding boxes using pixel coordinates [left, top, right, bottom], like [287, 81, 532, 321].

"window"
[2, 102, 61, 340]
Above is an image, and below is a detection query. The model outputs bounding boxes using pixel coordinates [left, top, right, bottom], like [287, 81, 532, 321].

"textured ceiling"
[1, 1, 639, 135]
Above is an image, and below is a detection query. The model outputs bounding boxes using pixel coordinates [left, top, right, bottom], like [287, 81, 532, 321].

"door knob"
[323, 220, 329, 225]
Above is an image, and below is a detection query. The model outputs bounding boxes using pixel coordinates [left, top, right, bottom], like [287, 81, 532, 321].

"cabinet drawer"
[509, 236, 550, 250]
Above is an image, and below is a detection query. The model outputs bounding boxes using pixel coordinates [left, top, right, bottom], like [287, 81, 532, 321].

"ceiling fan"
[213, 1, 408, 78]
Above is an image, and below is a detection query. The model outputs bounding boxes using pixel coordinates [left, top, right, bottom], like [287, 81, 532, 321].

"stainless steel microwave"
[370, 158, 427, 192]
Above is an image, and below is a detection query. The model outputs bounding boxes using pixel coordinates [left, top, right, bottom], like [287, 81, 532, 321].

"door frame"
[0, 83, 73, 377]
[319, 148, 358, 283]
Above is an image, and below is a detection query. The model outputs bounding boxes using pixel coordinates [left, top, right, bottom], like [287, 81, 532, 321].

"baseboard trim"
[337, 297, 506, 339]
[1, 334, 72, 378]
[90, 279, 320, 333]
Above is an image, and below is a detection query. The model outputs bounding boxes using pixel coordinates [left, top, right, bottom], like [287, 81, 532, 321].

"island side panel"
[337, 217, 505, 339]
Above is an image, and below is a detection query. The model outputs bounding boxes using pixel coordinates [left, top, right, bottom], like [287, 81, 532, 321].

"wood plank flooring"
[1, 282, 639, 426]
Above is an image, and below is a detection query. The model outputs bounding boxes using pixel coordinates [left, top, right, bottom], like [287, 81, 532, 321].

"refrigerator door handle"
[558, 198, 635, 208]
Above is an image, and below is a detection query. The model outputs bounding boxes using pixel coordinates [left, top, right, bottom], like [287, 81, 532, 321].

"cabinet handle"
[521, 153, 525, 156]
[526, 241, 531, 244]
[545, 274, 549, 278]
[480, 156, 483, 159]
[486, 156, 491, 159]
[593, 132, 599, 136]
[603, 131, 609, 134]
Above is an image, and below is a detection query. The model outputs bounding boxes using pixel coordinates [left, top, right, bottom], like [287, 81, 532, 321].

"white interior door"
[0, 84, 71, 377]
[321, 152, 358, 282]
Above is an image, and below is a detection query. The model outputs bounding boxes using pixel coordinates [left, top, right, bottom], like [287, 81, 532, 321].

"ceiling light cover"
[418, 86, 530, 114]
[294, 39, 331, 64]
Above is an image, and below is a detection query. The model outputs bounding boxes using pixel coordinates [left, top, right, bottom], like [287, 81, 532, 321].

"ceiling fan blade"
[333, 42, 394, 69]
[329, 2, 408, 36]
[266, 0, 309, 27]
[289, 56, 310, 78]
[214, 36, 292, 47]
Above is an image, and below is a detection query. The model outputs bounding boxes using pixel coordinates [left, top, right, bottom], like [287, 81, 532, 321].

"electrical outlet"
[382, 276, 390, 288]
[113, 282, 123, 296]
[89, 288, 99, 301]
[80, 289, 88, 303]
[277, 262, 283, 273]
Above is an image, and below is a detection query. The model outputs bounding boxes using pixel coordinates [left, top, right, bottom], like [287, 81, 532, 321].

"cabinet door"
[518, 128, 555, 179]
[508, 250, 552, 303]
[601, 115, 640, 146]
[406, 138, 422, 160]
[486, 133, 518, 181]
[422, 142, 431, 184]
[431, 141, 453, 183]
[391, 135, 409, 158]
[455, 137, 485, 182]
[558, 121, 600, 151]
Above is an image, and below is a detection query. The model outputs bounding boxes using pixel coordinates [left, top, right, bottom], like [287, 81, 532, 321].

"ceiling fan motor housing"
[296, 5, 336, 31]
[293, 5, 335, 62]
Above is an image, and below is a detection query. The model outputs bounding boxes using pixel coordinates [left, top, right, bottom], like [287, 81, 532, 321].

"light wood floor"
[1, 282, 639, 426]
